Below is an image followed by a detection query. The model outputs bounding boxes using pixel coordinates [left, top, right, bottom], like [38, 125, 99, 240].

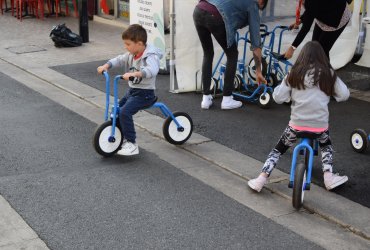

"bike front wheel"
[247, 57, 267, 81]
[257, 90, 273, 109]
[93, 120, 123, 157]
[292, 162, 307, 210]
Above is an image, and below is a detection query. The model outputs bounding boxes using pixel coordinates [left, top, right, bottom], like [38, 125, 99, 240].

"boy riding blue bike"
[97, 24, 163, 156]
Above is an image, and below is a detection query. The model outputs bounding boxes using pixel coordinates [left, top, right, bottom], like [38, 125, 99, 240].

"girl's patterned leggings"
[262, 126, 334, 175]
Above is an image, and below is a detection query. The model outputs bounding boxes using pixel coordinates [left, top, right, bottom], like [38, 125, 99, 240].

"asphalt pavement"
[0, 72, 325, 249]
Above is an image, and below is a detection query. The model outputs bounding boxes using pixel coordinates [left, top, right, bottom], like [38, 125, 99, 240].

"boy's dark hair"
[287, 41, 336, 96]
[122, 24, 147, 44]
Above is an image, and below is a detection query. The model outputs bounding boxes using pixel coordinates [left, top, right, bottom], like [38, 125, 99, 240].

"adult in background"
[284, 0, 351, 60]
[193, 0, 268, 110]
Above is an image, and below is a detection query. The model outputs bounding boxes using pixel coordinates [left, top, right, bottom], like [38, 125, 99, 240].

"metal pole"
[169, 0, 178, 93]
[79, 0, 89, 43]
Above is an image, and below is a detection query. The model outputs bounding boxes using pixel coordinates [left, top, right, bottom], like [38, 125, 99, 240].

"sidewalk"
[0, 14, 369, 248]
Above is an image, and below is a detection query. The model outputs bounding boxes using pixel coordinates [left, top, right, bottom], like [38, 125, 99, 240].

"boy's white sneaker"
[248, 175, 267, 192]
[324, 172, 348, 190]
[201, 94, 213, 109]
[221, 96, 242, 109]
[117, 140, 139, 156]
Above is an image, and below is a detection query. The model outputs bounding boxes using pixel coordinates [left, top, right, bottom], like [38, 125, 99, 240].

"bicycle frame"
[212, 24, 270, 81]
[102, 72, 184, 141]
[217, 63, 273, 102]
[289, 138, 319, 191]
[263, 26, 292, 81]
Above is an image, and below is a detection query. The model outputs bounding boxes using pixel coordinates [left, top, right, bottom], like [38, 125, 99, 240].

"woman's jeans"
[193, 6, 238, 96]
[119, 88, 156, 143]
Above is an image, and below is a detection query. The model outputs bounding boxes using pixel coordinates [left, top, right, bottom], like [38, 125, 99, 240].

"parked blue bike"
[248, 25, 293, 87]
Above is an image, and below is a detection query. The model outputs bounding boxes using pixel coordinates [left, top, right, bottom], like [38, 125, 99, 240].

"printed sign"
[130, 0, 166, 69]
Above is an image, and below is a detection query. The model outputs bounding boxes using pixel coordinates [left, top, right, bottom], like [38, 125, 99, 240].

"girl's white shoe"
[248, 175, 267, 192]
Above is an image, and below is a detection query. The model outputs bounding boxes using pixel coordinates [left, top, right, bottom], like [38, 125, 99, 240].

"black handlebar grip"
[278, 25, 289, 29]
[129, 76, 134, 81]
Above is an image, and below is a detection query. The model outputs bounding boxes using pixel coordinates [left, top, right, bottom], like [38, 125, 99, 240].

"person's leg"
[210, 24, 238, 97]
[193, 7, 214, 96]
[317, 131, 333, 173]
[118, 89, 155, 155]
[261, 126, 297, 175]
[248, 126, 297, 192]
[317, 130, 348, 190]
[206, 13, 241, 109]
[118, 88, 131, 130]
[317, 23, 348, 59]
[312, 23, 323, 42]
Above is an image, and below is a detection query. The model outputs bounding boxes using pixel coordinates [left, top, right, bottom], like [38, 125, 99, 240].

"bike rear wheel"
[163, 112, 193, 145]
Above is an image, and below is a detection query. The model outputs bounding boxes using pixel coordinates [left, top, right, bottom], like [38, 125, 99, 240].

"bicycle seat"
[270, 52, 287, 61]
[142, 96, 158, 109]
[296, 131, 320, 139]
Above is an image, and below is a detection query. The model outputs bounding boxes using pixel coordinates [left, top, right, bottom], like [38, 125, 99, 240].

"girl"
[248, 41, 350, 192]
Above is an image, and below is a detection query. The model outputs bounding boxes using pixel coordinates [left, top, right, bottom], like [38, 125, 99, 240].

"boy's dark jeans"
[119, 88, 156, 143]
[193, 6, 238, 96]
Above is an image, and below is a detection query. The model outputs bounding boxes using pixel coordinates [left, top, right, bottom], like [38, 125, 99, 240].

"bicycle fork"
[288, 138, 318, 190]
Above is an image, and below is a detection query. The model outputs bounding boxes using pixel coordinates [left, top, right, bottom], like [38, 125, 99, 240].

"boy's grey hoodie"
[273, 69, 350, 128]
[107, 44, 163, 89]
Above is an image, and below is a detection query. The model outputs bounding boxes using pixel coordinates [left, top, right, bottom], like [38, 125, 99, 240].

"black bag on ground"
[50, 24, 82, 48]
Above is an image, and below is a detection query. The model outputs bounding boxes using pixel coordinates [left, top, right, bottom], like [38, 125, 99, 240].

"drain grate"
[6, 45, 47, 54]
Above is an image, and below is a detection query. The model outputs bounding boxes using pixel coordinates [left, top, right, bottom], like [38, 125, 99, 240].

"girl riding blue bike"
[248, 41, 350, 193]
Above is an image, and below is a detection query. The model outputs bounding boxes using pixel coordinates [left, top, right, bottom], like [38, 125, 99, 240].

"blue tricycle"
[93, 71, 193, 157]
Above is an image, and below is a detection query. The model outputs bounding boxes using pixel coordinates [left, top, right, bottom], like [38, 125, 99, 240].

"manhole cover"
[6, 45, 47, 54]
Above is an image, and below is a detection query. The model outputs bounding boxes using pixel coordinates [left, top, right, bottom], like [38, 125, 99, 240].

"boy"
[97, 24, 163, 156]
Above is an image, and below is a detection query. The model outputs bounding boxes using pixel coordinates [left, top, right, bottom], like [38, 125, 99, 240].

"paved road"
[0, 73, 324, 249]
[50, 61, 370, 208]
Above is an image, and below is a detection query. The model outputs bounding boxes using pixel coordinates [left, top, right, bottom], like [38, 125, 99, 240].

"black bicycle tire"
[292, 162, 307, 210]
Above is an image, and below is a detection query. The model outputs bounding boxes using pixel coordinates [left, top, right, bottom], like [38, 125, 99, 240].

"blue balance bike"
[93, 72, 193, 157]
[288, 132, 319, 210]
[350, 128, 370, 153]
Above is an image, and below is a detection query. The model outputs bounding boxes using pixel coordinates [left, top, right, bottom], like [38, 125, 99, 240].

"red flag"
[100, 0, 109, 15]
[296, 0, 303, 25]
